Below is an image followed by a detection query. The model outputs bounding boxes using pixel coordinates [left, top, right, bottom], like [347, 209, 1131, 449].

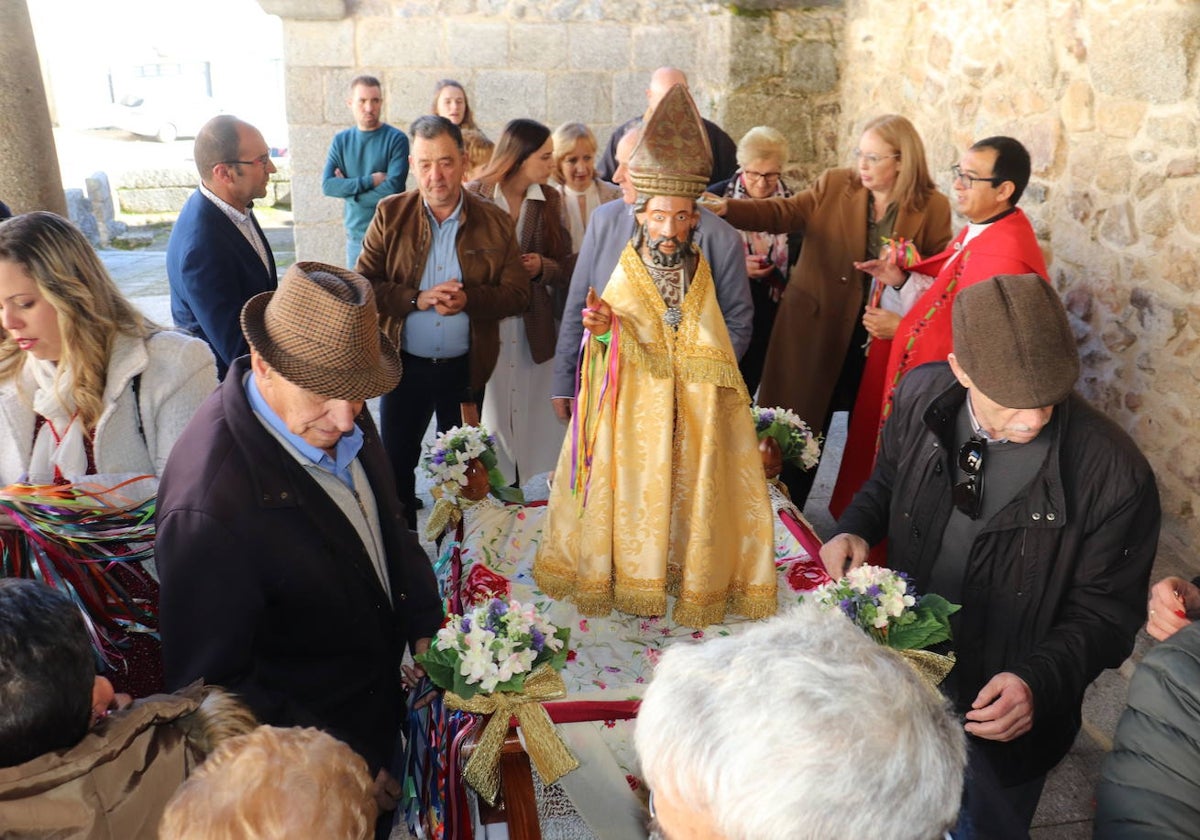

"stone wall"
[838, 0, 1200, 542]
[269, 0, 845, 264]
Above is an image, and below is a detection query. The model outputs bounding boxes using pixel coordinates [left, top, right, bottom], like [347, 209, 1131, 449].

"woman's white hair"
[735, 125, 789, 169]
[635, 601, 966, 840]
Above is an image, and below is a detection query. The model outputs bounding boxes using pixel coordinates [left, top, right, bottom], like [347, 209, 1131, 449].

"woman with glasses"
[0, 211, 217, 696]
[709, 114, 952, 510]
[466, 119, 572, 485]
[707, 126, 803, 396]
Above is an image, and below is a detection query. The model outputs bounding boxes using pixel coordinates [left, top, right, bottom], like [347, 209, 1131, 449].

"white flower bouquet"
[421, 424, 523, 503]
[416, 598, 571, 700]
[751, 405, 822, 471]
[809, 565, 958, 651]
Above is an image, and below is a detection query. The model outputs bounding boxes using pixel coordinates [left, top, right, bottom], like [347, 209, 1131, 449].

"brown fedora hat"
[240, 262, 401, 400]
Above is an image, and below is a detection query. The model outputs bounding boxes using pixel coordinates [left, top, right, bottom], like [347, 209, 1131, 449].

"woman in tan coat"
[712, 114, 952, 508]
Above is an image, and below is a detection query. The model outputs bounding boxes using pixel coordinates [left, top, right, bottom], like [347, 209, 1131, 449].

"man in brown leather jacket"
[356, 115, 529, 526]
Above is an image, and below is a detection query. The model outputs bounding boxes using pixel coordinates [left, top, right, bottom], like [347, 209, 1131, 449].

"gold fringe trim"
[676, 354, 749, 393]
[728, 590, 779, 621]
[671, 599, 729, 629]
[613, 586, 669, 618]
[620, 336, 674, 380]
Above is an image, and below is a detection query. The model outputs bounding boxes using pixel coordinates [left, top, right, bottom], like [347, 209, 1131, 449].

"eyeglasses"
[950, 164, 1002, 189]
[853, 150, 899, 166]
[742, 169, 781, 184]
[952, 436, 987, 519]
[648, 790, 666, 840]
[222, 153, 272, 169]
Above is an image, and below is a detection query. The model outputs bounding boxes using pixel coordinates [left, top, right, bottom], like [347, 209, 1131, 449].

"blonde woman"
[0, 211, 216, 695]
[551, 122, 621, 252]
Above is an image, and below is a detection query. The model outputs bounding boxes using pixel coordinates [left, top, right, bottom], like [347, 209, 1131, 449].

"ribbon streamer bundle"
[0, 478, 158, 666]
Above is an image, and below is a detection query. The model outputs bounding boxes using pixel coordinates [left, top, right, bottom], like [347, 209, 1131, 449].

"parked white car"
[114, 93, 223, 143]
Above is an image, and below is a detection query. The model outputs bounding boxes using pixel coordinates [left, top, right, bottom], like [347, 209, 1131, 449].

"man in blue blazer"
[551, 123, 752, 421]
[167, 115, 278, 378]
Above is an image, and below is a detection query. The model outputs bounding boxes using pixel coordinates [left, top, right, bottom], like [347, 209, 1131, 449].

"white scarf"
[27, 358, 88, 484]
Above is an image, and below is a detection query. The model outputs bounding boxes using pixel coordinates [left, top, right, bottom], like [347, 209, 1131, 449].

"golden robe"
[534, 244, 776, 628]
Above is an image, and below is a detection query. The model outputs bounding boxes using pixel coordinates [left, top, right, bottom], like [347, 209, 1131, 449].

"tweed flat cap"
[952, 274, 1079, 409]
[241, 261, 401, 400]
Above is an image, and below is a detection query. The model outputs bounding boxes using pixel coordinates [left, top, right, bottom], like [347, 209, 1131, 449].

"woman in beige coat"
[713, 114, 952, 507]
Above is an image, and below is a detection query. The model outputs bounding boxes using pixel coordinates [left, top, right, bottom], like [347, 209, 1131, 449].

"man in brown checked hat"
[155, 262, 443, 833]
[534, 84, 776, 629]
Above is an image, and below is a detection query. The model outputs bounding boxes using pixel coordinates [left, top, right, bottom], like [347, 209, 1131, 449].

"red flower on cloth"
[462, 563, 510, 605]
[785, 557, 832, 592]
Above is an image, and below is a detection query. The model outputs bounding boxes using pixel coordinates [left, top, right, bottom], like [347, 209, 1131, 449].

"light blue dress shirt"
[402, 195, 470, 359]
[244, 371, 364, 491]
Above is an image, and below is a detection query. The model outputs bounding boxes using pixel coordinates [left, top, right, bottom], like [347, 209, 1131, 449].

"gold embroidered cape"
[534, 244, 776, 628]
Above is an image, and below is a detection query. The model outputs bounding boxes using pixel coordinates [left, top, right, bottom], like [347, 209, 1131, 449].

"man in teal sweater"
[322, 75, 409, 267]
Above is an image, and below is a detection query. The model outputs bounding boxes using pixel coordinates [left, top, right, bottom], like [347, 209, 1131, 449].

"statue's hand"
[582, 286, 613, 337]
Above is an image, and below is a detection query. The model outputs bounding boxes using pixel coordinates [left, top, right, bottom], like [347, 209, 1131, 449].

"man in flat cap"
[534, 84, 775, 629]
[156, 262, 443, 827]
[821, 274, 1161, 835]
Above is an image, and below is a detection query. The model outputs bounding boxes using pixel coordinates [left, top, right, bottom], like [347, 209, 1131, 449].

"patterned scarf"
[724, 171, 793, 280]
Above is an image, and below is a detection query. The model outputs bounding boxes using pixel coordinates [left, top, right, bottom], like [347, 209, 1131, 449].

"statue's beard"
[641, 225, 691, 267]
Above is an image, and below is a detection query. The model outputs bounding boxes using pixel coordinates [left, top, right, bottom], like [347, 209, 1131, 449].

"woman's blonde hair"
[0, 212, 155, 431]
[736, 126, 789, 170]
[159, 726, 377, 840]
[855, 114, 938, 213]
[551, 122, 598, 183]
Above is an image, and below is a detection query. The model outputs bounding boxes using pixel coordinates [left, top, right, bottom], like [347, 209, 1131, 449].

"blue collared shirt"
[245, 372, 364, 491]
[402, 195, 470, 359]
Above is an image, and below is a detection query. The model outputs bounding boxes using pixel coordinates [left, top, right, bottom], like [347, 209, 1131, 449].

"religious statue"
[533, 84, 776, 628]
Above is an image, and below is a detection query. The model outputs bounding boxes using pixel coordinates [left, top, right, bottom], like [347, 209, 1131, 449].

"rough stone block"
[387, 70, 450, 126]
[1099, 201, 1138, 248]
[566, 23, 631, 71]
[284, 19, 355, 68]
[787, 40, 838, 93]
[294, 220, 346, 266]
[290, 169, 341, 225]
[361, 17, 440, 67]
[631, 25, 696, 72]
[1176, 183, 1200, 236]
[287, 66, 327, 124]
[1166, 157, 1198, 179]
[511, 23, 569, 70]
[727, 18, 781, 85]
[65, 189, 100, 245]
[1096, 98, 1146, 140]
[547, 72, 612, 127]
[1091, 10, 1190, 103]
[611, 71, 647, 127]
[447, 22, 510, 69]
[1146, 115, 1197, 148]
[474, 71, 547, 125]
[115, 187, 197, 215]
[1060, 79, 1094, 133]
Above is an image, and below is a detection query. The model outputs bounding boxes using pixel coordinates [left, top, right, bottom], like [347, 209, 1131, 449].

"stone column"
[0, 0, 66, 216]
